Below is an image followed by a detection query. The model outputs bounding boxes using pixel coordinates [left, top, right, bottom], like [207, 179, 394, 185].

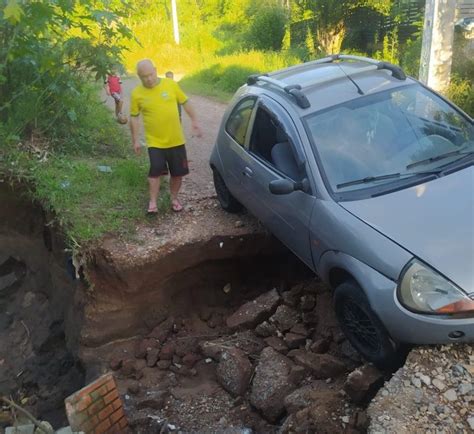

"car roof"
[249, 60, 417, 115]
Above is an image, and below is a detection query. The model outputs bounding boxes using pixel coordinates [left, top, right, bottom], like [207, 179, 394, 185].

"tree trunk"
[316, 21, 346, 55]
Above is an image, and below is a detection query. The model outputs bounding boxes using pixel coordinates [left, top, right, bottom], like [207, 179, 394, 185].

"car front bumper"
[369, 282, 474, 344]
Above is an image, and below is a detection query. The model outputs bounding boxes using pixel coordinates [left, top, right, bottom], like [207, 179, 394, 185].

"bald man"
[130, 59, 202, 213]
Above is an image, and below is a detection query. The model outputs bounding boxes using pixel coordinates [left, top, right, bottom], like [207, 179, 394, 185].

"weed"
[28, 156, 170, 243]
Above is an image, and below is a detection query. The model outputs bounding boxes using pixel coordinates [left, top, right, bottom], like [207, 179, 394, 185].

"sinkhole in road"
[0, 182, 392, 433]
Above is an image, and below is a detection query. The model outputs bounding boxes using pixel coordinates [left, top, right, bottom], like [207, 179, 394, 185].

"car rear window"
[225, 97, 256, 147]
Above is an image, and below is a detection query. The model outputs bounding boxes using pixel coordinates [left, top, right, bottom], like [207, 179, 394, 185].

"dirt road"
[100, 77, 261, 268]
[103, 77, 227, 204]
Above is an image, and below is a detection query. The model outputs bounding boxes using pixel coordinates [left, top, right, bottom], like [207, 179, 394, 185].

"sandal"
[171, 199, 183, 212]
[147, 203, 158, 215]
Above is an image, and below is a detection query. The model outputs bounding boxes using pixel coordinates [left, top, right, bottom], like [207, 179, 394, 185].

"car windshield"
[306, 84, 474, 193]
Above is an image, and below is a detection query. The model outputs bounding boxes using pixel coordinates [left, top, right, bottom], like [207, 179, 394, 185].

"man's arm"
[130, 115, 141, 154]
[182, 101, 202, 137]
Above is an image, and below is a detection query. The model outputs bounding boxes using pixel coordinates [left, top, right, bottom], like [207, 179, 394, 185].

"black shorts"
[148, 145, 189, 178]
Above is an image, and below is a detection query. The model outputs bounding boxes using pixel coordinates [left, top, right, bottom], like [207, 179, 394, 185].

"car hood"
[340, 167, 474, 293]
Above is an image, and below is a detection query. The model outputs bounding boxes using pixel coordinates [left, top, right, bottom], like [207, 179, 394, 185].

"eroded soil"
[81, 278, 378, 433]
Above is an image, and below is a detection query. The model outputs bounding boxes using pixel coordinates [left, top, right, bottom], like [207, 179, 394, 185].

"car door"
[240, 96, 316, 269]
[217, 96, 257, 202]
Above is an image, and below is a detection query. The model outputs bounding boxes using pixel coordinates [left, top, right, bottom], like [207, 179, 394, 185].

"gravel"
[368, 344, 473, 433]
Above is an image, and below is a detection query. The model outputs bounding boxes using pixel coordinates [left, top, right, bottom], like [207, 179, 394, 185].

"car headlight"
[399, 260, 474, 314]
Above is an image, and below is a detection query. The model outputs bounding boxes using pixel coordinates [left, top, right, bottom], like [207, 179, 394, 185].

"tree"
[292, 0, 392, 54]
[246, 4, 288, 50]
[0, 0, 132, 142]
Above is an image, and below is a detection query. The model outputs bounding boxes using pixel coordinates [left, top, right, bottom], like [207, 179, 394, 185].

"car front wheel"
[213, 168, 243, 213]
[334, 280, 402, 369]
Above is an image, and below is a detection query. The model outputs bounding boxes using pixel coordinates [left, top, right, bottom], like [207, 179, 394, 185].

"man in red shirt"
[104, 71, 124, 118]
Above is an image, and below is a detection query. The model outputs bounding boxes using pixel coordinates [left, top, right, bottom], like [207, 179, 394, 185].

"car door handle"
[242, 167, 253, 178]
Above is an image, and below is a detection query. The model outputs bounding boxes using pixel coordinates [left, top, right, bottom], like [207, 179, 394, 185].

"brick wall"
[65, 373, 128, 433]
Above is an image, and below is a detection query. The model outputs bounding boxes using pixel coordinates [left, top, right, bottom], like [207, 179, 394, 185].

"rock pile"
[106, 280, 389, 432]
[368, 344, 473, 433]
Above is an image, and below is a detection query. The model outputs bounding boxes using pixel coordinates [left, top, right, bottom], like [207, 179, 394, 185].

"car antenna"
[336, 64, 364, 95]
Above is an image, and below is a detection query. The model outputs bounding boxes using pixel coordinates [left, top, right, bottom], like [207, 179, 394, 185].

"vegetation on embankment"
[0, 1, 169, 245]
[1, 0, 472, 246]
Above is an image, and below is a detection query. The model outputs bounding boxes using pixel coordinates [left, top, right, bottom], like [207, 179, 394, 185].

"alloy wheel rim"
[341, 301, 381, 354]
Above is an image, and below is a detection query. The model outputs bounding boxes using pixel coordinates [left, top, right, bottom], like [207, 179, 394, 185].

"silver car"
[210, 54, 474, 367]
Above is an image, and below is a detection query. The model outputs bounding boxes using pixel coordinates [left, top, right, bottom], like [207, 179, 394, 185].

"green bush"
[445, 76, 474, 117]
[0, 0, 131, 155]
[400, 35, 422, 78]
[245, 5, 288, 51]
[2, 76, 128, 157]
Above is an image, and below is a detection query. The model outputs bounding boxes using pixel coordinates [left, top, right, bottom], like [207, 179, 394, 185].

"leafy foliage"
[290, 0, 392, 54]
[0, 0, 133, 149]
[245, 5, 288, 51]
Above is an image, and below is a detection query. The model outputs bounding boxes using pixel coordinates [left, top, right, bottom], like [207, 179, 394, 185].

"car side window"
[249, 106, 303, 181]
[225, 97, 256, 147]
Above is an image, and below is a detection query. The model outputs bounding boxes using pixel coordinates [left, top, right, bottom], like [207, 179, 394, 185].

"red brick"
[79, 381, 101, 397]
[103, 389, 119, 405]
[87, 399, 105, 416]
[69, 411, 88, 427]
[105, 379, 116, 392]
[94, 418, 111, 434]
[75, 395, 92, 412]
[90, 389, 102, 402]
[111, 399, 122, 411]
[71, 374, 113, 401]
[79, 414, 99, 433]
[98, 404, 114, 421]
[118, 417, 128, 429]
[109, 408, 125, 425]
[78, 420, 92, 432]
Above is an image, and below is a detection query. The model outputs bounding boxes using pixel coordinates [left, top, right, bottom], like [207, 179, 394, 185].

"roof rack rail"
[268, 54, 406, 81]
[290, 54, 406, 90]
[247, 74, 311, 109]
[334, 54, 406, 80]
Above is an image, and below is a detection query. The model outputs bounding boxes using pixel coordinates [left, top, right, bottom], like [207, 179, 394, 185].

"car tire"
[213, 168, 243, 213]
[334, 280, 402, 369]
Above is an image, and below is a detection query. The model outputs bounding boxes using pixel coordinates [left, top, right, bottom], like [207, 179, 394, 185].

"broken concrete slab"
[344, 364, 384, 404]
[0, 272, 18, 292]
[269, 305, 300, 332]
[5, 425, 35, 434]
[226, 288, 280, 330]
[250, 347, 298, 422]
[288, 349, 346, 379]
[216, 348, 253, 396]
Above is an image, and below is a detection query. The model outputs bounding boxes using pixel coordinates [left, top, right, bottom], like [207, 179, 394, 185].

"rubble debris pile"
[89, 280, 389, 433]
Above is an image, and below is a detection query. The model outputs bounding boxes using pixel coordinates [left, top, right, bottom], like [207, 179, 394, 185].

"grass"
[176, 50, 302, 100]
[0, 82, 171, 246]
[180, 79, 234, 103]
[29, 155, 170, 244]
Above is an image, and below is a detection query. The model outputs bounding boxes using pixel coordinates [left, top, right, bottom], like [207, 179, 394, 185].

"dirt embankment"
[0, 183, 85, 428]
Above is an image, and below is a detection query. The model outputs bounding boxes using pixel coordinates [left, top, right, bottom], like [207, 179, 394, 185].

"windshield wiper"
[336, 170, 441, 189]
[407, 149, 474, 170]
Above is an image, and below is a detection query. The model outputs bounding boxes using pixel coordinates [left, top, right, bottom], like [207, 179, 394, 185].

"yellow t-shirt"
[130, 78, 188, 149]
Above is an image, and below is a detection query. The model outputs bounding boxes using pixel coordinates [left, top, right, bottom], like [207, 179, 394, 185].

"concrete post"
[419, 0, 457, 92]
[171, 0, 180, 45]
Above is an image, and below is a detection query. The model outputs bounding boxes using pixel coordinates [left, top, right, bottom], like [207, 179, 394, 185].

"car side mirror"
[269, 178, 309, 195]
